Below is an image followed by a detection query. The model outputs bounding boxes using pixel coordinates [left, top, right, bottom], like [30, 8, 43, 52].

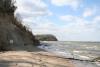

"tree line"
[0, 0, 16, 15]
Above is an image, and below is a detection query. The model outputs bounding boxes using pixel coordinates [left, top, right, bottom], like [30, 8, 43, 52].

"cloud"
[60, 14, 100, 32]
[60, 15, 77, 22]
[92, 16, 100, 30]
[93, 16, 100, 22]
[15, 0, 54, 35]
[15, 0, 52, 18]
[51, 0, 82, 10]
[83, 8, 95, 17]
[59, 15, 100, 41]
[15, 0, 100, 41]
[31, 14, 100, 41]
[15, 0, 53, 30]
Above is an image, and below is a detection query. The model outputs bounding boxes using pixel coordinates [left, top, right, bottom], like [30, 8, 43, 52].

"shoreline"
[0, 47, 100, 67]
[0, 51, 99, 67]
[0, 51, 74, 67]
[0, 41, 99, 67]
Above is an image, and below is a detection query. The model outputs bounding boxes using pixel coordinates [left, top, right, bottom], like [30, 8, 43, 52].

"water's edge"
[38, 41, 100, 67]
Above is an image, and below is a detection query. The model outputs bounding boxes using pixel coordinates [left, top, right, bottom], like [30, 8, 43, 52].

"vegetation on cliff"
[35, 34, 58, 41]
[0, 0, 40, 51]
[0, 0, 16, 15]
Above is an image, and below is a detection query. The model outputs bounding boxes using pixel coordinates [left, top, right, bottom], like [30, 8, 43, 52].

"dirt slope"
[0, 15, 39, 51]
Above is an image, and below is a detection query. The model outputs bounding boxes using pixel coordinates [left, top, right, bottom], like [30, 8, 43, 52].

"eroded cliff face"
[0, 15, 40, 51]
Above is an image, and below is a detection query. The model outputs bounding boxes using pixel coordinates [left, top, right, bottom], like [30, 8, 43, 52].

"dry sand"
[0, 51, 74, 67]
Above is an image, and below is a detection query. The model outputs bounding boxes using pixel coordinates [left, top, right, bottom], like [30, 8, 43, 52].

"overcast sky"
[15, 0, 100, 41]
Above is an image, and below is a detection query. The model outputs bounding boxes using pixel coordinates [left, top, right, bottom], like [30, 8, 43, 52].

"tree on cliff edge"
[0, 0, 16, 15]
[0, 0, 40, 51]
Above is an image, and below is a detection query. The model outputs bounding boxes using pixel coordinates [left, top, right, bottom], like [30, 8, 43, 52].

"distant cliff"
[0, 0, 40, 51]
[35, 34, 58, 41]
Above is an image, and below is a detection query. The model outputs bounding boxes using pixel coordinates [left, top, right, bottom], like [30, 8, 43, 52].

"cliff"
[0, 0, 40, 51]
[0, 15, 40, 51]
[35, 34, 58, 41]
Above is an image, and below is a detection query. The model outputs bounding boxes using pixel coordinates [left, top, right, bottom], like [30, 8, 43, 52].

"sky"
[15, 0, 100, 41]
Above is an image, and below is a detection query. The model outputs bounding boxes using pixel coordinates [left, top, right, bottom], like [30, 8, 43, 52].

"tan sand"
[0, 51, 75, 67]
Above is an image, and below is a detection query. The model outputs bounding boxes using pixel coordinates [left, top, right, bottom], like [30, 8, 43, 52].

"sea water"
[38, 41, 100, 67]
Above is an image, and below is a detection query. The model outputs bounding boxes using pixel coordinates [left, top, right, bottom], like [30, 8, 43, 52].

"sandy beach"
[0, 51, 74, 67]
